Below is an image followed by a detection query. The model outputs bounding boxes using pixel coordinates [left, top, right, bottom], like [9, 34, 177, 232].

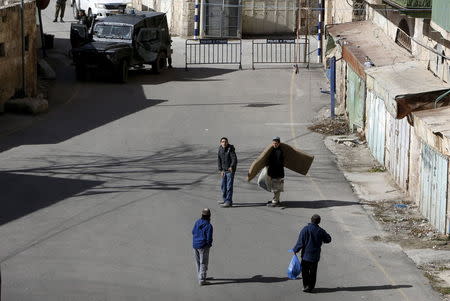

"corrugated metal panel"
[385, 113, 411, 191]
[420, 143, 448, 233]
[366, 91, 386, 164]
[346, 66, 366, 130]
[387, 0, 431, 8]
[432, 0, 450, 32]
[242, 0, 297, 35]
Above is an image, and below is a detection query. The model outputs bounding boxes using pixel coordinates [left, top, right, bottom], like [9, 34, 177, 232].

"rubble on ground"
[364, 199, 449, 249]
[308, 116, 351, 135]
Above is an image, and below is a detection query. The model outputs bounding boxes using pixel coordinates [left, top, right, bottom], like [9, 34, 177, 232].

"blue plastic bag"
[287, 253, 301, 280]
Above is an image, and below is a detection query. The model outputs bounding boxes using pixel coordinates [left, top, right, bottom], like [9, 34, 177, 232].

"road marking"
[288, 71, 411, 300]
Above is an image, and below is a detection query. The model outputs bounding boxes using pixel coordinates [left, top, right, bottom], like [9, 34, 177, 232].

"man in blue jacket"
[192, 208, 214, 285]
[293, 214, 331, 293]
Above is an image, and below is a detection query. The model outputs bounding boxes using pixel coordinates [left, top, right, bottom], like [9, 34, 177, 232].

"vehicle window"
[139, 29, 159, 42]
[94, 24, 133, 40]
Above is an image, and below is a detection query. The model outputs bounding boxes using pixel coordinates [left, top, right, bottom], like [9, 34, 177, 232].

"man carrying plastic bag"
[292, 214, 331, 293]
[287, 251, 301, 280]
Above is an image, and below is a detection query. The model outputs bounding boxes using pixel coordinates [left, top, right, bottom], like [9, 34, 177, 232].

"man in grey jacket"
[217, 137, 237, 207]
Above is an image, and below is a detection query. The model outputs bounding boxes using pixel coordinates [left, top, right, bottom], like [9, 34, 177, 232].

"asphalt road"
[0, 4, 441, 301]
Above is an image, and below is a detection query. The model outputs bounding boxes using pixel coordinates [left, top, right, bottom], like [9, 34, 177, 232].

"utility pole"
[304, 0, 309, 68]
[194, 0, 200, 39]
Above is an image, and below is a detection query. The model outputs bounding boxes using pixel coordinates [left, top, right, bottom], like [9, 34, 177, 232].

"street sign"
[199, 39, 228, 44]
[266, 39, 295, 44]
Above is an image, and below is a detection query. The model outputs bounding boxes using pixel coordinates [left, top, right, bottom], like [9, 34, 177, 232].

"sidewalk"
[320, 116, 450, 299]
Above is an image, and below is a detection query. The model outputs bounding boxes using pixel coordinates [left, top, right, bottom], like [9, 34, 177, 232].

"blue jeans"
[221, 171, 234, 204]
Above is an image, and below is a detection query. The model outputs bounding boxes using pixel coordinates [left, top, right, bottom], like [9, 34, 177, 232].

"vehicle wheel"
[152, 52, 167, 74]
[72, 1, 79, 19]
[75, 64, 87, 81]
[116, 60, 129, 83]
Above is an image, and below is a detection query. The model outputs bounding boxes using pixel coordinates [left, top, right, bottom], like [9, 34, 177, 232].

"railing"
[185, 39, 242, 70]
[251, 38, 308, 70]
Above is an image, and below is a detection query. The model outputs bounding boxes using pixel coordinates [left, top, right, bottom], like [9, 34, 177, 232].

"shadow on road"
[0, 172, 103, 226]
[0, 38, 240, 153]
[281, 200, 359, 209]
[232, 202, 268, 207]
[205, 275, 289, 285]
[313, 284, 413, 293]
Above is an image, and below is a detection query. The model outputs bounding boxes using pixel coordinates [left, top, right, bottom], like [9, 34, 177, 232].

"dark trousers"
[301, 260, 318, 289]
[55, 1, 66, 19]
[221, 171, 234, 204]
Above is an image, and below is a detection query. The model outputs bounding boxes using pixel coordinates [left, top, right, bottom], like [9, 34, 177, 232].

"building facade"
[0, 0, 37, 111]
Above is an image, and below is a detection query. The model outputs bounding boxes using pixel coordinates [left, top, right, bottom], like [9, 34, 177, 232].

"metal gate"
[203, 0, 242, 38]
[185, 39, 242, 70]
[346, 66, 365, 131]
[251, 38, 308, 69]
[385, 114, 411, 191]
[366, 91, 386, 165]
[420, 143, 448, 233]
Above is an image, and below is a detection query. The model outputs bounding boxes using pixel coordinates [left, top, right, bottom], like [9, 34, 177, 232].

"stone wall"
[0, 0, 37, 112]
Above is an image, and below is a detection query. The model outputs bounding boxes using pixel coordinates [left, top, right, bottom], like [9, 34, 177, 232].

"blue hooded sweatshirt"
[293, 223, 331, 262]
[192, 218, 213, 249]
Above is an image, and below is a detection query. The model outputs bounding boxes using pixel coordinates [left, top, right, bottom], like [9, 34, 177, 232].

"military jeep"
[71, 11, 172, 82]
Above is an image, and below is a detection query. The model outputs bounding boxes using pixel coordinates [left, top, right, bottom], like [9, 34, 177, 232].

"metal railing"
[395, 28, 412, 53]
[251, 38, 308, 70]
[185, 39, 242, 70]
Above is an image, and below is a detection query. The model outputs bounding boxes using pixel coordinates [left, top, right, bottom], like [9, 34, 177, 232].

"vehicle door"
[70, 23, 89, 48]
[136, 28, 160, 63]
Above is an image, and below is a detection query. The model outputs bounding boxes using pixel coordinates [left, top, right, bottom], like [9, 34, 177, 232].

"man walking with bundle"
[267, 136, 284, 207]
[192, 208, 213, 286]
[217, 137, 237, 208]
[292, 214, 332, 293]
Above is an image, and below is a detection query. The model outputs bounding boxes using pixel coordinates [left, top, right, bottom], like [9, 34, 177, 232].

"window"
[24, 35, 29, 51]
[0, 43, 5, 57]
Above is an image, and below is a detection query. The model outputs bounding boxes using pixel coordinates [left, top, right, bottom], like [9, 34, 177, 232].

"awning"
[413, 106, 450, 156]
[365, 61, 450, 118]
[327, 21, 413, 79]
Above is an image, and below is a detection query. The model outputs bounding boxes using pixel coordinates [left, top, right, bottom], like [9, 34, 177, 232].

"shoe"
[217, 200, 225, 204]
[60, 19, 64, 22]
[53, 19, 57, 22]
[221, 202, 232, 208]
[267, 202, 280, 207]
[199, 280, 209, 286]
[303, 287, 310, 292]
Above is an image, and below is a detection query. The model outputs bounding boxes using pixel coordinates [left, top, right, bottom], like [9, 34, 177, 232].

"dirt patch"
[364, 199, 450, 250]
[308, 116, 351, 135]
[365, 199, 450, 299]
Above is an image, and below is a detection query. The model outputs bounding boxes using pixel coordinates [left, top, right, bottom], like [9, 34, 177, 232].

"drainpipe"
[19, 0, 26, 97]
[194, 0, 199, 39]
[330, 56, 336, 118]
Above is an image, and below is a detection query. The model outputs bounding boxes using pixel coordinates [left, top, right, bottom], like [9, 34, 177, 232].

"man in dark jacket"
[217, 137, 237, 207]
[192, 208, 213, 286]
[293, 214, 332, 293]
[267, 137, 284, 207]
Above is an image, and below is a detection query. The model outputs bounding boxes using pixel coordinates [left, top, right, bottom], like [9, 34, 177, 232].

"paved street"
[0, 4, 442, 301]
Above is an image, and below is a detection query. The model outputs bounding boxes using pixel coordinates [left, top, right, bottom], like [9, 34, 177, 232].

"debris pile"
[308, 117, 350, 135]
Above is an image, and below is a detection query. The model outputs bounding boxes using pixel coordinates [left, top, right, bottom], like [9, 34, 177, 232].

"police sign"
[266, 39, 295, 44]
[199, 39, 228, 44]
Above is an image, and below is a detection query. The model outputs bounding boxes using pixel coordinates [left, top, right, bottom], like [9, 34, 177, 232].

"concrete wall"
[324, 0, 353, 25]
[0, 0, 37, 111]
[134, 0, 195, 37]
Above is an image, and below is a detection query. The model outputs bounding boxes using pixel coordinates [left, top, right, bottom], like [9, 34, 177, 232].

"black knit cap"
[311, 214, 321, 224]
